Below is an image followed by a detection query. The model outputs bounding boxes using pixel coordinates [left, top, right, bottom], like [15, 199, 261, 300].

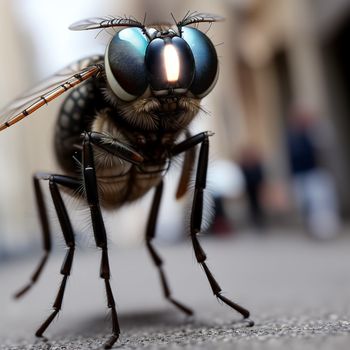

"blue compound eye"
[181, 27, 219, 98]
[105, 28, 149, 101]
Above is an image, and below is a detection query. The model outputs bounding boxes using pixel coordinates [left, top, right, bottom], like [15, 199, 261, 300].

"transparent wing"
[0, 55, 104, 132]
[69, 16, 144, 31]
[177, 12, 224, 27]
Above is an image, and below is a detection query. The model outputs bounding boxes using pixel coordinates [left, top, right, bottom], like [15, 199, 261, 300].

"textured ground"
[1, 230, 350, 349]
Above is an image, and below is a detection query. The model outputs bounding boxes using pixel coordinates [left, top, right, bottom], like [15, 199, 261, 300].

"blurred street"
[1, 229, 350, 349]
[0, 1, 350, 349]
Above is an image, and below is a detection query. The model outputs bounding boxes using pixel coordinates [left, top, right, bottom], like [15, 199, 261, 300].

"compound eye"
[105, 27, 149, 101]
[145, 37, 194, 93]
[181, 27, 219, 98]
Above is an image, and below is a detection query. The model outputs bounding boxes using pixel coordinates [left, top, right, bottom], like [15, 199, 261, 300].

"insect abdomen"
[54, 78, 106, 173]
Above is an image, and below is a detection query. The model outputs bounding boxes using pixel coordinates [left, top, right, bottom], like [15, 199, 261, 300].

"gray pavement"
[1, 230, 350, 349]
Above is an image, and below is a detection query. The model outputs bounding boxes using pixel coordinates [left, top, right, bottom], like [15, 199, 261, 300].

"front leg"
[88, 131, 144, 165]
[82, 133, 121, 349]
[172, 132, 253, 324]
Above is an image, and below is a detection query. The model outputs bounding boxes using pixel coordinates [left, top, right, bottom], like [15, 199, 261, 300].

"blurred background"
[1, 1, 350, 347]
[0, 0, 349, 254]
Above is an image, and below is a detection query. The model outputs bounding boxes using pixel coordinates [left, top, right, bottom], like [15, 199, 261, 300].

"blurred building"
[1, 0, 350, 254]
[0, 0, 241, 251]
[231, 0, 350, 217]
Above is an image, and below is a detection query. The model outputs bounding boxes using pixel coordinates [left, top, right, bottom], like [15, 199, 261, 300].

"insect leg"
[35, 174, 80, 337]
[175, 131, 196, 200]
[14, 173, 53, 298]
[82, 133, 120, 349]
[146, 180, 193, 316]
[175, 132, 253, 324]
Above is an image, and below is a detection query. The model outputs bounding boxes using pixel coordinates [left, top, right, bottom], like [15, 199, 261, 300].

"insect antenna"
[107, 16, 118, 33]
[95, 28, 104, 39]
[176, 10, 191, 31]
[95, 16, 116, 39]
[205, 22, 213, 34]
[170, 12, 177, 25]
[182, 10, 192, 23]
[177, 11, 224, 28]
[141, 12, 152, 39]
[170, 12, 182, 36]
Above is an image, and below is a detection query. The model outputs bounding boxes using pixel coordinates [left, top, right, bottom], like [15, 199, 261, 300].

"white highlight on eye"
[164, 44, 180, 82]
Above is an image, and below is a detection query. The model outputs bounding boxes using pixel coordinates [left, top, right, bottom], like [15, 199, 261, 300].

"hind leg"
[146, 180, 193, 316]
[14, 173, 54, 298]
[33, 174, 81, 336]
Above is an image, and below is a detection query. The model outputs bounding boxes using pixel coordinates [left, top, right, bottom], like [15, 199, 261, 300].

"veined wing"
[0, 55, 104, 132]
[177, 12, 224, 27]
[69, 16, 144, 31]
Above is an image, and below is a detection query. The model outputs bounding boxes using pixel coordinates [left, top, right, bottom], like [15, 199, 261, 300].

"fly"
[0, 12, 253, 349]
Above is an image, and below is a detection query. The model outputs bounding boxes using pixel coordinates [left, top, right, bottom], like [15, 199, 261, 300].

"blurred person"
[211, 195, 232, 235]
[208, 159, 245, 235]
[238, 145, 266, 230]
[286, 107, 341, 239]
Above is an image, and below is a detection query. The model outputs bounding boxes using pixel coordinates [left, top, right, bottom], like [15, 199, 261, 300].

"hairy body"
[54, 56, 200, 208]
[2, 15, 252, 349]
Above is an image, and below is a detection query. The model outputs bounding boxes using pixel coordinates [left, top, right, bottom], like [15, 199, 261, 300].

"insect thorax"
[53, 75, 190, 207]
